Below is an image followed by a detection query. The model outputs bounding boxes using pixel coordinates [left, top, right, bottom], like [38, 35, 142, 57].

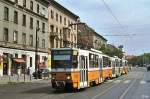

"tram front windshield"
[51, 50, 72, 69]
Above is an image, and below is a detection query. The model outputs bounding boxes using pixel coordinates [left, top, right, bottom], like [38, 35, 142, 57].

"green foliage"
[128, 53, 150, 66]
[99, 45, 123, 58]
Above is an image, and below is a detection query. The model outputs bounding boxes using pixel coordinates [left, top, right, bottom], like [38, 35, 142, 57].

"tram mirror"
[73, 51, 78, 55]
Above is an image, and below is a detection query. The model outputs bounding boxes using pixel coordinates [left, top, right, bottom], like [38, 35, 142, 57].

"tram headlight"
[51, 74, 56, 80]
[52, 77, 55, 80]
[66, 75, 71, 80]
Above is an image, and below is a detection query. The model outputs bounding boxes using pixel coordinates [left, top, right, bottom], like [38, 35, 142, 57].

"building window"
[71, 22, 73, 28]
[56, 27, 58, 33]
[68, 31, 70, 38]
[22, 14, 26, 26]
[37, 4, 39, 13]
[60, 29, 62, 37]
[15, 54, 18, 58]
[36, 20, 39, 29]
[74, 36, 76, 42]
[50, 25, 54, 32]
[51, 10, 54, 19]
[30, 1, 33, 11]
[64, 17, 66, 25]
[42, 7, 46, 17]
[42, 39, 45, 48]
[74, 25, 76, 30]
[29, 35, 33, 46]
[4, 7, 9, 21]
[71, 34, 73, 41]
[56, 13, 58, 21]
[56, 40, 58, 48]
[14, 0, 18, 4]
[14, 11, 18, 24]
[23, 0, 26, 7]
[30, 17, 33, 29]
[68, 20, 70, 26]
[60, 15, 62, 23]
[3, 28, 9, 41]
[22, 33, 26, 45]
[37, 37, 39, 48]
[30, 57, 32, 67]
[42, 22, 45, 33]
[13, 31, 18, 43]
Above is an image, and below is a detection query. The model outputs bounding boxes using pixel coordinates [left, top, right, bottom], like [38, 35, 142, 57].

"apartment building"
[0, 0, 49, 76]
[48, 0, 79, 48]
[77, 23, 107, 50]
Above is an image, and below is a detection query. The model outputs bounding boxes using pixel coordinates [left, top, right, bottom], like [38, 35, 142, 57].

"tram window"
[108, 59, 111, 67]
[52, 60, 72, 68]
[103, 56, 110, 67]
[89, 53, 94, 68]
[95, 55, 99, 68]
[125, 62, 126, 66]
[116, 60, 119, 67]
[120, 60, 122, 67]
[72, 55, 78, 68]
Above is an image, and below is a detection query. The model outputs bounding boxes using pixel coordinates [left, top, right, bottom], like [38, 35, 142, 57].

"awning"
[13, 58, 26, 63]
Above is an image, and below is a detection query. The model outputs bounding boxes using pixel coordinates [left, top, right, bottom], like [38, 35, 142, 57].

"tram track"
[53, 73, 131, 99]
[91, 70, 144, 99]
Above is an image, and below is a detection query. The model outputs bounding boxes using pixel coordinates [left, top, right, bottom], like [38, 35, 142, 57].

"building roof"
[49, 0, 79, 20]
[89, 27, 107, 41]
[94, 32, 107, 41]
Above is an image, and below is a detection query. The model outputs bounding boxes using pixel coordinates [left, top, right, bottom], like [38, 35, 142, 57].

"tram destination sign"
[52, 50, 72, 55]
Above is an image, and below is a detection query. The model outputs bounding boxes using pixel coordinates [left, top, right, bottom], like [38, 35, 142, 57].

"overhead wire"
[101, 0, 133, 38]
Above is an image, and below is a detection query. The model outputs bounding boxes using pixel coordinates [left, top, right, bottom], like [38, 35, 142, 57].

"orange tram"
[51, 48, 129, 90]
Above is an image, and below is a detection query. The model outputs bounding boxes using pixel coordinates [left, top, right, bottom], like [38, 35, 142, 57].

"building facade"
[48, 0, 79, 48]
[0, 0, 49, 76]
[93, 31, 107, 50]
[77, 23, 107, 50]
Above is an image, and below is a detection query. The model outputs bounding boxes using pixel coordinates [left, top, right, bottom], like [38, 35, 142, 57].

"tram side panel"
[102, 56, 112, 80]
[88, 53, 102, 86]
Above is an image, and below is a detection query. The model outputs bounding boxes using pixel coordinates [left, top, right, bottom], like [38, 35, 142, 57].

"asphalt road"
[0, 67, 149, 99]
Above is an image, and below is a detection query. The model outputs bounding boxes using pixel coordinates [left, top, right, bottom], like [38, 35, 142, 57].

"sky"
[56, 0, 150, 55]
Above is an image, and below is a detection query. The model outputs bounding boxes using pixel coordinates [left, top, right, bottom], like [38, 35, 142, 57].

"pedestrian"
[27, 67, 30, 75]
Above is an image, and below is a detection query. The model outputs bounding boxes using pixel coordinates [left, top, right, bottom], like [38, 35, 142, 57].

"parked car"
[147, 66, 150, 71]
[41, 69, 50, 78]
[33, 69, 50, 79]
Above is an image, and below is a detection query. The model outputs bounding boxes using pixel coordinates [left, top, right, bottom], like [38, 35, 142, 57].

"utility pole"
[35, 27, 40, 78]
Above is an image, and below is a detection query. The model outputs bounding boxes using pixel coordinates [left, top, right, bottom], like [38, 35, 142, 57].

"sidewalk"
[0, 74, 51, 84]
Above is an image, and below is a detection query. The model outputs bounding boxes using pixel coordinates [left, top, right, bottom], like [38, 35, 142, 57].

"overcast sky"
[56, 0, 150, 55]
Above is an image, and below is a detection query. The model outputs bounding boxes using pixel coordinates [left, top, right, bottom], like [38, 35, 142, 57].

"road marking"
[119, 79, 137, 99]
[114, 80, 122, 83]
[92, 79, 124, 99]
[141, 95, 149, 99]
[140, 80, 146, 84]
[123, 80, 131, 84]
[92, 83, 117, 99]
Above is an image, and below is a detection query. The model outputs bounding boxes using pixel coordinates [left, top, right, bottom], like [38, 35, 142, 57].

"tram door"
[99, 58, 103, 82]
[79, 55, 88, 88]
[112, 61, 115, 76]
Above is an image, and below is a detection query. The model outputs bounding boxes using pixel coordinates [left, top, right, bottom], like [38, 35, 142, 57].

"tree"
[128, 53, 150, 67]
[99, 44, 123, 58]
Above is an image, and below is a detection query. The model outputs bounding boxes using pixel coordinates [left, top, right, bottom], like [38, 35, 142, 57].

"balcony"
[50, 32, 58, 38]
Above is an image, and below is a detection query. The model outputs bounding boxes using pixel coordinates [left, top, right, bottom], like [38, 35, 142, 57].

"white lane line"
[141, 94, 149, 99]
[114, 80, 122, 83]
[140, 80, 146, 84]
[91, 83, 116, 99]
[123, 80, 131, 84]
[92, 79, 124, 99]
[119, 79, 137, 99]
